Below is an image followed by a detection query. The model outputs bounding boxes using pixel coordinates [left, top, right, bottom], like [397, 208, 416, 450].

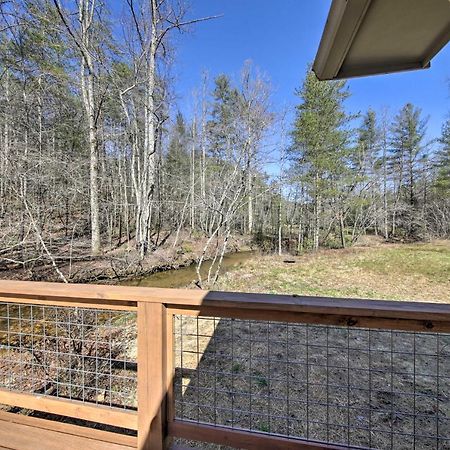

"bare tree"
[119, 0, 219, 258]
[53, 0, 102, 255]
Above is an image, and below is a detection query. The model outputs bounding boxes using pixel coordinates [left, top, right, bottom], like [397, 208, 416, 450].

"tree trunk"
[86, 69, 101, 255]
[247, 171, 253, 234]
[136, 0, 158, 258]
[339, 212, 346, 248]
[313, 173, 320, 251]
[190, 119, 196, 230]
[78, 0, 101, 255]
[278, 196, 282, 255]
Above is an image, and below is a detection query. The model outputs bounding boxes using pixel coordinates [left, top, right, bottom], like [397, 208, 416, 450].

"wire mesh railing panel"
[174, 315, 450, 450]
[0, 302, 137, 410]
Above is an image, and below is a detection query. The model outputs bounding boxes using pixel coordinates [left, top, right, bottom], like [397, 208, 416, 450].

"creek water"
[122, 250, 256, 289]
[0, 251, 256, 330]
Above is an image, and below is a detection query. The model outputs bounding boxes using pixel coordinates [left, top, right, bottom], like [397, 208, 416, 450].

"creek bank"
[0, 233, 251, 284]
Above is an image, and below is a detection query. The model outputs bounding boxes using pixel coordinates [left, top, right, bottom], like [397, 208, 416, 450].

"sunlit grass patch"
[216, 241, 450, 302]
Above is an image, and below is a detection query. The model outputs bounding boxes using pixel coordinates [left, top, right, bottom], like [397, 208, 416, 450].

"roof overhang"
[313, 0, 450, 80]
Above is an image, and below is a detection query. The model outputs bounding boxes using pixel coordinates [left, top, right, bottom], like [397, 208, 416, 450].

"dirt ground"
[172, 240, 450, 449]
[173, 315, 450, 450]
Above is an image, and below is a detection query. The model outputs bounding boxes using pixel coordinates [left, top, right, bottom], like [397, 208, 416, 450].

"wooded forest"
[0, 0, 449, 284]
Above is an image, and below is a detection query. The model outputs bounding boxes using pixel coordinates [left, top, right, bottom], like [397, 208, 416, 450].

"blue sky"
[170, 0, 449, 144]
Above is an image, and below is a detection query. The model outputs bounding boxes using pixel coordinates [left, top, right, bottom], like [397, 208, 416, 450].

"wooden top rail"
[1, 280, 450, 322]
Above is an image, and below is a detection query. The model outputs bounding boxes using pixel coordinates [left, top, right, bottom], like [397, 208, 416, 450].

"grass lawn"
[216, 240, 450, 303]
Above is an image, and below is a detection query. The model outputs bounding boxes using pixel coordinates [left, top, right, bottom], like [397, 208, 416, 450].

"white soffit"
[313, 0, 450, 80]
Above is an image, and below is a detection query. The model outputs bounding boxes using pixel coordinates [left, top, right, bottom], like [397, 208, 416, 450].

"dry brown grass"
[215, 240, 450, 303]
[173, 241, 450, 449]
[173, 315, 450, 450]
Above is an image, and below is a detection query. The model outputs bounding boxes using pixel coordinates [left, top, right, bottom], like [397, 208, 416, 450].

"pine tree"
[435, 118, 450, 193]
[354, 109, 381, 236]
[290, 69, 351, 250]
[356, 109, 379, 175]
[391, 104, 427, 206]
[207, 75, 240, 159]
[165, 112, 191, 204]
[390, 103, 428, 236]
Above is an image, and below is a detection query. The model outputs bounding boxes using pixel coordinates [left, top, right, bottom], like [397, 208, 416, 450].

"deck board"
[0, 411, 136, 450]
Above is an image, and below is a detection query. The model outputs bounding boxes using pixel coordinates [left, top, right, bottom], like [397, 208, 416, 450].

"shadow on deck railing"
[0, 280, 449, 449]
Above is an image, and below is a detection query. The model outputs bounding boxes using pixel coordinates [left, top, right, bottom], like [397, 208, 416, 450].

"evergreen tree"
[356, 109, 380, 176]
[207, 75, 240, 159]
[390, 103, 427, 207]
[354, 109, 382, 236]
[390, 103, 428, 235]
[290, 69, 351, 250]
[165, 112, 190, 203]
[435, 118, 450, 193]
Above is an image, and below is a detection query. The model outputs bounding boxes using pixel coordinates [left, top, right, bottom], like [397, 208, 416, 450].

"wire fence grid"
[0, 302, 137, 410]
[174, 315, 450, 450]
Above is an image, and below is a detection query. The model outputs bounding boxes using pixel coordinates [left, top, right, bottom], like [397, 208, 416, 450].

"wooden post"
[137, 302, 169, 450]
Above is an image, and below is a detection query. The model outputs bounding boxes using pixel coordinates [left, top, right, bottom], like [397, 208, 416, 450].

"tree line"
[287, 72, 449, 252]
[0, 0, 449, 282]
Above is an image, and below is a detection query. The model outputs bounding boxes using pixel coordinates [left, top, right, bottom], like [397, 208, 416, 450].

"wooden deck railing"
[0, 280, 449, 450]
